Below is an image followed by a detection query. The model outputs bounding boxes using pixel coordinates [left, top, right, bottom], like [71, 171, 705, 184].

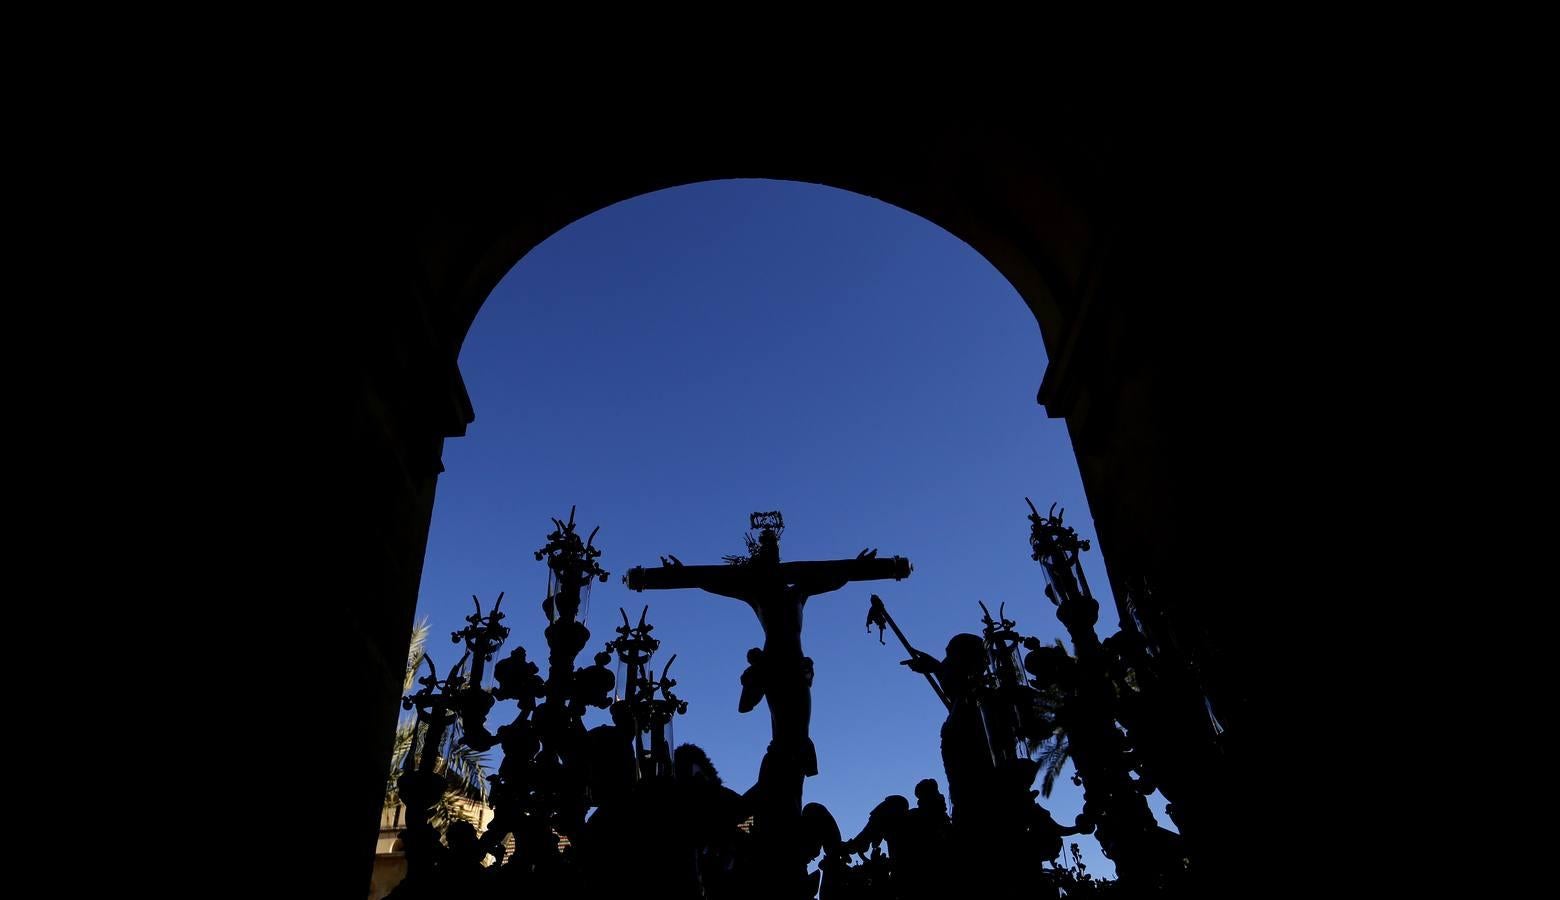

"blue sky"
[413, 179, 1170, 877]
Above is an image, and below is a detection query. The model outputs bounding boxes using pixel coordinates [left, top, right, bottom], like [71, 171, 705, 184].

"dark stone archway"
[275, 106, 1273, 892]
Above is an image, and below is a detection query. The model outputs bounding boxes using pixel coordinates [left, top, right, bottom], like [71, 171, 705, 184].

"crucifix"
[624, 511, 911, 886]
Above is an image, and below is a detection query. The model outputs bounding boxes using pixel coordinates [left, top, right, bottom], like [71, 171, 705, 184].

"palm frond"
[385, 721, 418, 808]
[1037, 733, 1071, 798]
[403, 618, 431, 693]
[437, 722, 491, 802]
[429, 792, 473, 832]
